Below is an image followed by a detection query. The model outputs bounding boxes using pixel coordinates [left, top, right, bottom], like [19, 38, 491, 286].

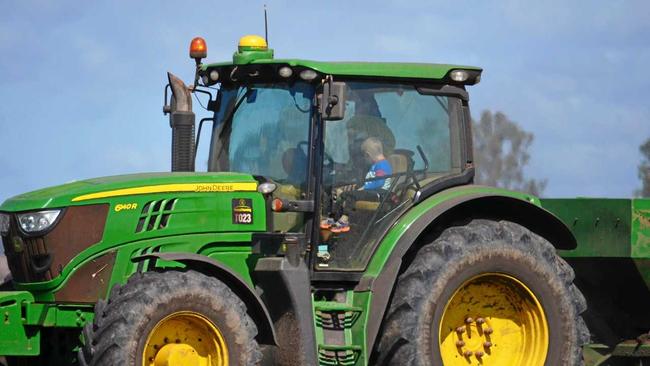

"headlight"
[0, 213, 10, 235]
[17, 210, 61, 234]
[258, 182, 277, 194]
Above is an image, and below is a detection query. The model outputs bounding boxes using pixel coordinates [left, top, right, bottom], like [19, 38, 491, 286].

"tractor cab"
[168, 35, 481, 274]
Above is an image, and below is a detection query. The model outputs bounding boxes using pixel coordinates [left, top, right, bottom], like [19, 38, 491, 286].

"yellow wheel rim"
[142, 311, 228, 366]
[438, 273, 548, 366]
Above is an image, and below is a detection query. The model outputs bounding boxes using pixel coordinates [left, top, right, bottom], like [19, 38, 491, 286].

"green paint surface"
[541, 198, 650, 260]
[0, 172, 256, 212]
[542, 198, 632, 258]
[4, 176, 265, 301]
[0, 291, 40, 355]
[365, 185, 538, 276]
[543, 198, 650, 300]
[202, 59, 481, 81]
[632, 198, 650, 258]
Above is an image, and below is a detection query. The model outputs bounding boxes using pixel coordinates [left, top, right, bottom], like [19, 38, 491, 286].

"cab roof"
[200, 59, 482, 83]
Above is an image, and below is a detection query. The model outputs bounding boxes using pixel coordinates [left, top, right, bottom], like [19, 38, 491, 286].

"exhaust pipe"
[166, 72, 195, 172]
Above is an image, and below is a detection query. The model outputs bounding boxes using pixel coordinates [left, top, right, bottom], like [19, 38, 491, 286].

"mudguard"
[363, 189, 577, 353]
[133, 252, 278, 346]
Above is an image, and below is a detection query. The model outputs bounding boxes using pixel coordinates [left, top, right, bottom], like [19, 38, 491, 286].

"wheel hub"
[451, 316, 494, 360]
[154, 344, 200, 366]
[143, 311, 229, 366]
[438, 273, 549, 365]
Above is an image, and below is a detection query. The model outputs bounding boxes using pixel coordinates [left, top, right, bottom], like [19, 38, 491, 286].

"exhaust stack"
[166, 72, 195, 172]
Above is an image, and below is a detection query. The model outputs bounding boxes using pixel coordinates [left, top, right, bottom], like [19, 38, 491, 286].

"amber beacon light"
[189, 37, 207, 60]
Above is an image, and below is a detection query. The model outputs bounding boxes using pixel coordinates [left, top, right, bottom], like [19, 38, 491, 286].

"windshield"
[208, 82, 314, 187]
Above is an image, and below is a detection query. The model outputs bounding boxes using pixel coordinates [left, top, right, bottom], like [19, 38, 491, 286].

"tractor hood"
[0, 172, 258, 212]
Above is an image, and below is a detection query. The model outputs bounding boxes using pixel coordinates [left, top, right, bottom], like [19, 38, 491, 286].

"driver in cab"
[321, 137, 392, 233]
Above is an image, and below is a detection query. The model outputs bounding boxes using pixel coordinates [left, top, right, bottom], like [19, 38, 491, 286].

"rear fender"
[364, 191, 577, 354]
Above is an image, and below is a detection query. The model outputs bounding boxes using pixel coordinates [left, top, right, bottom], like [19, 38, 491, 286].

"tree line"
[473, 111, 649, 198]
[472, 111, 546, 196]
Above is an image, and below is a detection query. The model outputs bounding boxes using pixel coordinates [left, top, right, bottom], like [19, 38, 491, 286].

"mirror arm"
[194, 117, 215, 163]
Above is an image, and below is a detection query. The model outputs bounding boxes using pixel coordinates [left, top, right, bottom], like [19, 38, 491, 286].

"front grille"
[2, 205, 108, 283]
[2, 227, 53, 282]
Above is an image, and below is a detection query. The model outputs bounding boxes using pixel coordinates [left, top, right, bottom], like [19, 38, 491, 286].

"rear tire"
[375, 219, 589, 366]
[79, 270, 261, 366]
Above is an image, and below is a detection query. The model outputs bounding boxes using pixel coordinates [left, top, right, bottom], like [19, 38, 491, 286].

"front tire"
[375, 219, 589, 366]
[79, 270, 261, 366]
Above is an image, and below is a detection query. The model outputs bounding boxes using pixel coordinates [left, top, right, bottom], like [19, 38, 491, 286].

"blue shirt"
[363, 159, 392, 190]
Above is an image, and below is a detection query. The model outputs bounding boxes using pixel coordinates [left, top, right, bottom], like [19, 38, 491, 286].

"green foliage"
[637, 138, 650, 197]
[473, 111, 547, 196]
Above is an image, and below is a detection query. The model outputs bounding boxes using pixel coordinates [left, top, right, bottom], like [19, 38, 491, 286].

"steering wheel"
[297, 141, 335, 173]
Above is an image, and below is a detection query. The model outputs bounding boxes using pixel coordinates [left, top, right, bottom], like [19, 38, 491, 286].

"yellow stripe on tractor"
[72, 182, 258, 202]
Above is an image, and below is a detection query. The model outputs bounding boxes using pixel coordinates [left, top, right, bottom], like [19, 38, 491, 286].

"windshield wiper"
[217, 86, 254, 139]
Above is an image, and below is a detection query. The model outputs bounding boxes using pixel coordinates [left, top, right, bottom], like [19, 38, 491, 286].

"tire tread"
[374, 219, 588, 366]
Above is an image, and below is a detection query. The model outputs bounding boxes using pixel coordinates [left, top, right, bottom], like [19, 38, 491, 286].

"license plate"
[232, 198, 253, 225]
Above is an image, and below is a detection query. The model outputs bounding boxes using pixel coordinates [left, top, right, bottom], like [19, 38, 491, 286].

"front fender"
[133, 252, 277, 346]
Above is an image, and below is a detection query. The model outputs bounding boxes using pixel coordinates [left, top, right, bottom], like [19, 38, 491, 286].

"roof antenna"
[264, 5, 269, 45]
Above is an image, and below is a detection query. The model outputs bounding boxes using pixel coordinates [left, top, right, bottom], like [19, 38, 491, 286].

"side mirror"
[319, 81, 347, 121]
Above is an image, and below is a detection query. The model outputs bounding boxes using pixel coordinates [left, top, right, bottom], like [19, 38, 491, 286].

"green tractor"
[0, 34, 649, 366]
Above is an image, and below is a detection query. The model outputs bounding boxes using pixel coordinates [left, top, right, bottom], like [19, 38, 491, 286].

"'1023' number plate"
[232, 198, 253, 225]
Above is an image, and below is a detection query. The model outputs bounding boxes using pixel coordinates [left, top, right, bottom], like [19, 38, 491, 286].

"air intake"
[136, 199, 177, 233]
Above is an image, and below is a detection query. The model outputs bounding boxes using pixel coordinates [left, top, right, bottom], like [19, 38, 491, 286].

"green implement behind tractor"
[0, 34, 648, 366]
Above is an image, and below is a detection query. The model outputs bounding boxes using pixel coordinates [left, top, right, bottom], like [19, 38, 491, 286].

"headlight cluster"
[0, 213, 10, 235]
[17, 210, 61, 234]
[257, 182, 277, 194]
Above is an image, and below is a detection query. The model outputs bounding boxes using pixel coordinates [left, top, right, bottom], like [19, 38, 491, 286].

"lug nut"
[455, 340, 465, 347]
[484, 341, 492, 348]
[476, 317, 485, 324]
[465, 317, 474, 324]
[476, 351, 485, 358]
[456, 326, 466, 333]
[484, 327, 493, 335]
[463, 350, 473, 357]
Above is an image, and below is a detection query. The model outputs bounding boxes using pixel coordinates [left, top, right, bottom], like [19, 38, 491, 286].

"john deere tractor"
[1, 35, 649, 366]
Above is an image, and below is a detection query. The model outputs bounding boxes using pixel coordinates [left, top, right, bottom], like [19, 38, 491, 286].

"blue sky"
[1, 0, 649, 203]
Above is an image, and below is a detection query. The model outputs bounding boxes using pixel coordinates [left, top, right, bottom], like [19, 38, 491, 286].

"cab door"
[315, 81, 467, 272]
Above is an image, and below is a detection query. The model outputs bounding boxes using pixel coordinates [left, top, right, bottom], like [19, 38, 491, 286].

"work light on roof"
[450, 70, 469, 82]
[278, 66, 293, 78]
[300, 69, 318, 81]
[209, 70, 219, 82]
